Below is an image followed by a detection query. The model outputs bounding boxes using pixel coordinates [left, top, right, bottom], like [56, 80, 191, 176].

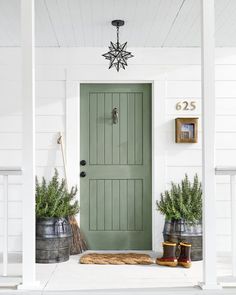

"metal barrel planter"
[36, 217, 72, 263]
[163, 219, 202, 261]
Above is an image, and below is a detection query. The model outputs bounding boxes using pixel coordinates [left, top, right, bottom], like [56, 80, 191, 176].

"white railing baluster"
[3, 174, 8, 276]
[0, 167, 22, 278]
[231, 175, 236, 277]
[215, 166, 236, 286]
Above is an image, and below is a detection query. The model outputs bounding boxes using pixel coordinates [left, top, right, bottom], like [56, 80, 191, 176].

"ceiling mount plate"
[111, 20, 125, 27]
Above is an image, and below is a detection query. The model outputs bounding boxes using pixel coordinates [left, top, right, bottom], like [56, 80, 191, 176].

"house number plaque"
[176, 101, 196, 111]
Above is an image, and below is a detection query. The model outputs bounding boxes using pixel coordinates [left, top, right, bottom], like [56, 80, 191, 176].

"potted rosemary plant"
[35, 169, 79, 263]
[156, 174, 202, 261]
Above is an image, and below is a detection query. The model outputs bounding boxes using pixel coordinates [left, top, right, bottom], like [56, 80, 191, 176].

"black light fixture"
[102, 20, 134, 72]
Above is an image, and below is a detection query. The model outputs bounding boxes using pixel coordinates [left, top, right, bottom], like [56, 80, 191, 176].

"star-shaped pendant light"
[102, 20, 134, 72]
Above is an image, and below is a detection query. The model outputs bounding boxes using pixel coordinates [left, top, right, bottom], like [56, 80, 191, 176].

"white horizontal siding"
[0, 150, 22, 166]
[216, 236, 231, 252]
[162, 58, 236, 254]
[35, 166, 65, 180]
[216, 133, 236, 149]
[0, 81, 21, 99]
[166, 81, 201, 97]
[36, 116, 65, 132]
[0, 48, 236, 256]
[36, 133, 63, 150]
[216, 116, 236, 132]
[166, 166, 202, 183]
[0, 60, 66, 255]
[36, 81, 65, 98]
[0, 133, 22, 149]
[0, 116, 22, 133]
[0, 133, 61, 150]
[216, 81, 236, 97]
[36, 150, 63, 167]
[36, 97, 65, 116]
[216, 218, 231, 236]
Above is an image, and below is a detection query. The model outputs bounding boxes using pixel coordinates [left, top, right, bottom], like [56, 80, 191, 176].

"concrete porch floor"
[0, 251, 235, 294]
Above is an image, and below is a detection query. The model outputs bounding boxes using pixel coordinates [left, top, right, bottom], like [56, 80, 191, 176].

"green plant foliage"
[35, 169, 79, 218]
[156, 174, 202, 224]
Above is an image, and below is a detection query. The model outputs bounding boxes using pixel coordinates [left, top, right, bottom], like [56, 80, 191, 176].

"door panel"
[80, 84, 152, 250]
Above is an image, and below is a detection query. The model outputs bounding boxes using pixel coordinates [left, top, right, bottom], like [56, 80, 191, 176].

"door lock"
[80, 160, 87, 166]
[80, 171, 86, 178]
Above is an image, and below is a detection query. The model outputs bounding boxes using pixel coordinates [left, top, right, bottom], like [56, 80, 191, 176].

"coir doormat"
[80, 253, 153, 265]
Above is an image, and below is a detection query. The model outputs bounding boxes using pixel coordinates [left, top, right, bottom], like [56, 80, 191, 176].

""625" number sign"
[176, 101, 196, 111]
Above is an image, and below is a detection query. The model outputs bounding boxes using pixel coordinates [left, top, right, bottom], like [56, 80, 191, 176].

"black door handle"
[80, 171, 86, 178]
[80, 160, 87, 166]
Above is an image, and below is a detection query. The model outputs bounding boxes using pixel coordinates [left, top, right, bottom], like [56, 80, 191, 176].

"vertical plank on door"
[89, 180, 97, 230]
[104, 180, 112, 230]
[128, 93, 135, 164]
[104, 93, 112, 165]
[112, 180, 120, 230]
[135, 93, 143, 164]
[120, 93, 128, 165]
[135, 180, 143, 230]
[128, 179, 135, 230]
[89, 93, 97, 164]
[97, 94, 105, 164]
[97, 180, 105, 230]
[120, 179, 128, 230]
[112, 93, 120, 164]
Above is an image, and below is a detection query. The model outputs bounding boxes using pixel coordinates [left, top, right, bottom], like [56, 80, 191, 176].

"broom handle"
[57, 132, 68, 190]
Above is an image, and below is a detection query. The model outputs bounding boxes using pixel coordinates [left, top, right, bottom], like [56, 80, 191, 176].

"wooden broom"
[57, 132, 88, 254]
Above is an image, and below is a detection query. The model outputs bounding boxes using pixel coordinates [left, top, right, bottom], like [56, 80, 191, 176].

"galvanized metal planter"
[163, 219, 202, 261]
[36, 217, 72, 263]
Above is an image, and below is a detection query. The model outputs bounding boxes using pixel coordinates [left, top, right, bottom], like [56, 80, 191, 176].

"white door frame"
[66, 79, 166, 252]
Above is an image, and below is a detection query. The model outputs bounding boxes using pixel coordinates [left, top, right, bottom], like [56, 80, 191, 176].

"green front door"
[80, 84, 152, 250]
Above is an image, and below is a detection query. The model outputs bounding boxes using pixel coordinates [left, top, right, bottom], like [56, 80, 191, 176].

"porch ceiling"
[0, 0, 236, 48]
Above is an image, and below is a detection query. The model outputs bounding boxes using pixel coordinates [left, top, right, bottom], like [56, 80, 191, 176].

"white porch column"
[200, 0, 220, 290]
[18, 0, 39, 289]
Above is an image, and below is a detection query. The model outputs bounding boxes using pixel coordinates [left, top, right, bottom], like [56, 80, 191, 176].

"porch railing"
[0, 167, 22, 277]
[215, 166, 236, 280]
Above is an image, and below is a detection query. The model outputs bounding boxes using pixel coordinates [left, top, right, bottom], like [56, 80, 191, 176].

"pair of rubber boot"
[156, 241, 191, 268]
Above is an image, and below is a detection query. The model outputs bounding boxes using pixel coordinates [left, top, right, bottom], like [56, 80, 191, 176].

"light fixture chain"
[116, 25, 119, 44]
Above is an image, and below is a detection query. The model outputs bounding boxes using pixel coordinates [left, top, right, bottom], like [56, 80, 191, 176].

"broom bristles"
[69, 216, 88, 255]
[57, 133, 87, 255]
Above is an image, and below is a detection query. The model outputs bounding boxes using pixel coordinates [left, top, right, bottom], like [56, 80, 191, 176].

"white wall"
[0, 47, 236, 256]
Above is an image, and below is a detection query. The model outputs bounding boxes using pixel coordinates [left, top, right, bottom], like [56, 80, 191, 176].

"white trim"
[20, 0, 39, 289]
[3, 175, 8, 276]
[66, 78, 159, 251]
[66, 79, 80, 224]
[0, 167, 22, 175]
[230, 175, 236, 277]
[200, 0, 220, 290]
[215, 166, 236, 175]
[152, 80, 167, 251]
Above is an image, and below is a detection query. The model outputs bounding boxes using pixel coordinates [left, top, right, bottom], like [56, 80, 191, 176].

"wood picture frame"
[175, 117, 198, 143]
